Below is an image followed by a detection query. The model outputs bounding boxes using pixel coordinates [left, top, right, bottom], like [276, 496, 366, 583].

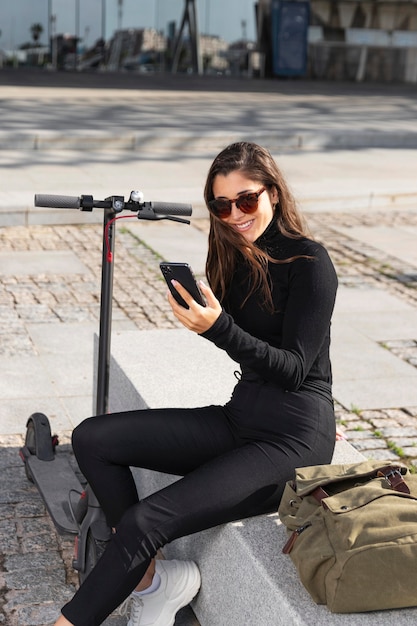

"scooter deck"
[27, 454, 82, 534]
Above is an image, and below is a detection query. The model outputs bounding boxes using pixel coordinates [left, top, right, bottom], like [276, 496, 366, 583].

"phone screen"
[160, 262, 206, 308]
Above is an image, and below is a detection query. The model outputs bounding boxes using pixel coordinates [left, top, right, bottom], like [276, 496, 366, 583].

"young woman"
[54, 142, 338, 626]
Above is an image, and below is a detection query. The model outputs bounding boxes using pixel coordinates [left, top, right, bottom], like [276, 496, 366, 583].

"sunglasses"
[208, 187, 266, 219]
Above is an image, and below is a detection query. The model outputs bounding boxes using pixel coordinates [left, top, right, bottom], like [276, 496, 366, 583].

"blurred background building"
[1, 0, 417, 82]
[257, 0, 417, 82]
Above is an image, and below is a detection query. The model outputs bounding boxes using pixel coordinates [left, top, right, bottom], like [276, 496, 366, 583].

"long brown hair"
[204, 142, 310, 308]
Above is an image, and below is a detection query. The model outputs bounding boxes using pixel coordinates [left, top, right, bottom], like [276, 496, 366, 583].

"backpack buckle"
[378, 468, 410, 494]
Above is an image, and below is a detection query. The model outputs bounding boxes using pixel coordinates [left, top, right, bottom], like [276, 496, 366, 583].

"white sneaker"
[127, 559, 201, 626]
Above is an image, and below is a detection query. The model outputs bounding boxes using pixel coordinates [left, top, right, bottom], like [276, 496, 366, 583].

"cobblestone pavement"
[307, 211, 417, 466]
[1, 210, 417, 466]
[0, 221, 190, 626]
[1, 210, 417, 624]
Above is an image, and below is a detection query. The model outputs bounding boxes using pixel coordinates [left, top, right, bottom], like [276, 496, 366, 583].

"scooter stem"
[96, 208, 116, 416]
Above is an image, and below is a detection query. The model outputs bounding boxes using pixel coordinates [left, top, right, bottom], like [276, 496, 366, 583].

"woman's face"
[212, 170, 278, 243]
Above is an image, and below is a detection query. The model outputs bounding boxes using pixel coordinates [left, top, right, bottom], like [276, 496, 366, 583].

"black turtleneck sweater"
[201, 220, 338, 400]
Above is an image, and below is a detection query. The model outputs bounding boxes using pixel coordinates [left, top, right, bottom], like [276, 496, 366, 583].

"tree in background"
[30, 23, 44, 46]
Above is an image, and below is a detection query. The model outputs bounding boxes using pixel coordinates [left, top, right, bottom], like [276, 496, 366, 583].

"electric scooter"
[19, 190, 192, 582]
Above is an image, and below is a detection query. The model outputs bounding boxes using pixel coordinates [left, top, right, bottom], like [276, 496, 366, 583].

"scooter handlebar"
[35, 194, 81, 209]
[34, 195, 192, 217]
[149, 202, 192, 217]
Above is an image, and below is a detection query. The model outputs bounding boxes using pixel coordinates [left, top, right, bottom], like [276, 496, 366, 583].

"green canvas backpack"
[278, 460, 417, 613]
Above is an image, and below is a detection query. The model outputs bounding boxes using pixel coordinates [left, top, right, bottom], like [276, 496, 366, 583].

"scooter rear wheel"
[23, 413, 56, 482]
[79, 530, 108, 584]
[24, 420, 36, 482]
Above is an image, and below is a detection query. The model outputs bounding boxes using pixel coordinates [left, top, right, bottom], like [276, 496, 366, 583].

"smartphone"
[160, 262, 206, 308]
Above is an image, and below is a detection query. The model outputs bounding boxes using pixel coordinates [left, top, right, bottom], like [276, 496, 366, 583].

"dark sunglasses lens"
[236, 193, 259, 213]
[209, 199, 231, 217]
[209, 189, 263, 218]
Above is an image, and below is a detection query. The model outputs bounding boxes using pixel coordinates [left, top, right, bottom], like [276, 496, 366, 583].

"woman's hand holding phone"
[168, 280, 222, 334]
[160, 262, 222, 333]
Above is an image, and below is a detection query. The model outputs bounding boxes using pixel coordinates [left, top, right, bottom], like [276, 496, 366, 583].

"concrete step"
[2, 129, 417, 154]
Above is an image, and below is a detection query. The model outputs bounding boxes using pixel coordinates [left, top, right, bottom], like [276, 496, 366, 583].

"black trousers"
[62, 377, 335, 626]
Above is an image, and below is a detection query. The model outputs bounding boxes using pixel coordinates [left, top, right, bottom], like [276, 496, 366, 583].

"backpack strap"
[377, 466, 410, 494]
[309, 466, 410, 504]
[311, 486, 329, 503]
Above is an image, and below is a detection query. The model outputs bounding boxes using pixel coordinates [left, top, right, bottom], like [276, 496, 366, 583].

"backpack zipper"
[282, 521, 312, 554]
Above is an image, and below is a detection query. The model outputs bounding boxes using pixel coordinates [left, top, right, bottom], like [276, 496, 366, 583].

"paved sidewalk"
[0, 69, 417, 625]
[1, 68, 417, 227]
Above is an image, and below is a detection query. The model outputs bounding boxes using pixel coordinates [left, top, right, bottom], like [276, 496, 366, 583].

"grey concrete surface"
[0, 69, 417, 625]
[1, 70, 417, 227]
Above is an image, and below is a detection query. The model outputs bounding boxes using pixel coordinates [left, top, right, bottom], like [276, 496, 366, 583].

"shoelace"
[116, 594, 144, 623]
[128, 595, 144, 625]
[117, 597, 131, 617]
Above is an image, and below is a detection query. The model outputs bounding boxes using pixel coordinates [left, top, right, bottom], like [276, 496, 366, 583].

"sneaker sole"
[155, 560, 201, 626]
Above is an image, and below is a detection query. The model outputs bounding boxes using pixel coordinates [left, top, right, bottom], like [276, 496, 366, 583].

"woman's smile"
[233, 218, 255, 232]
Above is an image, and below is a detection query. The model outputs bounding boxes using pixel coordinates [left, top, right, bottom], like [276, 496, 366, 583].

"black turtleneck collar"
[254, 215, 281, 253]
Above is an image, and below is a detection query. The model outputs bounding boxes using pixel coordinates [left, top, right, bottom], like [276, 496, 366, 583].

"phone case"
[160, 262, 206, 308]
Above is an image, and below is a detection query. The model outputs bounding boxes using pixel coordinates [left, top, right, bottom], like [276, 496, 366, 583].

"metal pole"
[205, 0, 210, 34]
[75, 0, 80, 70]
[51, 14, 57, 70]
[189, 0, 202, 75]
[48, 0, 52, 61]
[102, 0, 106, 41]
[118, 0, 123, 31]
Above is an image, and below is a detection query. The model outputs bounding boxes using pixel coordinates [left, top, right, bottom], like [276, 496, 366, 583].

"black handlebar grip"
[150, 202, 192, 217]
[34, 194, 81, 209]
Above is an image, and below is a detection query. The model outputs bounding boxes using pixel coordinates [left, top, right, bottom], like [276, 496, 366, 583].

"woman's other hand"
[168, 280, 222, 334]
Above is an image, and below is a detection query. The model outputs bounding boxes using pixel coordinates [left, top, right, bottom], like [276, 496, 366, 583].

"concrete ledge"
[3, 129, 417, 154]
[106, 329, 417, 625]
